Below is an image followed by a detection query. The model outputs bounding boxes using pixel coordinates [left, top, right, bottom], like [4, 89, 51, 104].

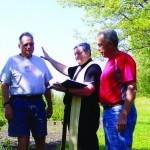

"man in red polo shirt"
[97, 29, 137, 150]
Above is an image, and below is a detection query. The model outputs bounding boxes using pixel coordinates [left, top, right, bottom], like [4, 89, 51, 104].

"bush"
[47, 91, 64, 121]
[0, 94, 6, 127]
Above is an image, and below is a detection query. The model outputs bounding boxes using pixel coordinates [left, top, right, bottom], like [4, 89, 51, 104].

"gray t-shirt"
[0, 54, 53, 95]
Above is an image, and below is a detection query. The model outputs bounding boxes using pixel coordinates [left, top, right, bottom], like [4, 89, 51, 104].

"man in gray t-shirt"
[0, 32, 53, 150]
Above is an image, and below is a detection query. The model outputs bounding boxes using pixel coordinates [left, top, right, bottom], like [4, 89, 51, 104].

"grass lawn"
[132, 97, 150, 149]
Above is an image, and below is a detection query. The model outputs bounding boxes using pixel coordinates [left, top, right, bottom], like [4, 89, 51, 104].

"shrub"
[46, 91, 64, 121]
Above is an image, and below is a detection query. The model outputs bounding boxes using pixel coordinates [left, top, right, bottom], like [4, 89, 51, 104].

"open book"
[61, 79, 87, 88]
[47, 79, 87, 90]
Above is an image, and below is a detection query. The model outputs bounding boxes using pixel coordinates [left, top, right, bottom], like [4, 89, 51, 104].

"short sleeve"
[119, 54, 136, 84]
[0, 58, 12, 84]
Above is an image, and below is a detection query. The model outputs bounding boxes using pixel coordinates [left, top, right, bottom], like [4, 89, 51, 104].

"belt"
[102, 100, 124, 110]
[11, 94, 42, 99]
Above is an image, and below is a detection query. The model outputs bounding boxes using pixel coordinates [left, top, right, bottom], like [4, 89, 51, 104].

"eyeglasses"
[74, 51, 84, 56]
[98, 43, 103, 47]
[22, 43, 34, 47]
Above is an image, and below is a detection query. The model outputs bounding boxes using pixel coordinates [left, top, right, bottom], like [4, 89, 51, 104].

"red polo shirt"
[100, 51, 136, 105]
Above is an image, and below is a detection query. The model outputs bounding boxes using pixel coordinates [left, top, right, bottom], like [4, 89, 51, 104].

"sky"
[0, 0, 105, 80]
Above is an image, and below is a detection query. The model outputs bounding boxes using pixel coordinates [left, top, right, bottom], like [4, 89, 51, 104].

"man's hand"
[41, 47, 51, 61]
[5, 104, 13, 121]
[116, 111, 127, 132]
[47, 104, 53, 119]
[52, 83, 67, 92]
[116, 82, 136, 132]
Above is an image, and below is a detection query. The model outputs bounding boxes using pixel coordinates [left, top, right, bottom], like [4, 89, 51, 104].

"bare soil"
[0, 121, 67, 150]
[0, 119, 102, 150]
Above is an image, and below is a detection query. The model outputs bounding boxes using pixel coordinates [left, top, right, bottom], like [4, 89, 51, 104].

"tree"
[58, 0, 150, 96]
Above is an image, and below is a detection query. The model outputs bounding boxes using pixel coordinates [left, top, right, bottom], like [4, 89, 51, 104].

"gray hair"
[19, 32, 34, 43]
[74, 42, 91, 55]
[98, 29, 118, 46]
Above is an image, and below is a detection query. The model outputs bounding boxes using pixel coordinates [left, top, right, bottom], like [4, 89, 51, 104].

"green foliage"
[0, 139, 13, 150]
[0, 106, 5, 127]
[0, 139, 34, 150]
[58, 0, 150, 96]
[0, 86, 7, 127]
[49, 91, 64, 121]
[135, 47, 150, 97]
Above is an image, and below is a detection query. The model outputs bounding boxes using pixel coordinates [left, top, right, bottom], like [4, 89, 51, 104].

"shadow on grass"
[99, 145, 150, 150]
[132, 148, 149, 150]
[57, 144, 105, 150]
[99, 146, 149, 150]
[137, 121, 150, 125]
[46, 141, 62, 150]
[99, 145, 105, 149]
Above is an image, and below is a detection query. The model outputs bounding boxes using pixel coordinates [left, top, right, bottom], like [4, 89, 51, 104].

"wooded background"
[58, 0, 150, 97]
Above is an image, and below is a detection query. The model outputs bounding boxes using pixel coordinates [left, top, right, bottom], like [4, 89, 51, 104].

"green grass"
[132, 97, 150, 149]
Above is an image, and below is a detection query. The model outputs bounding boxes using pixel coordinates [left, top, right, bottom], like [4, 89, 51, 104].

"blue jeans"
[103, 104, 137, 150]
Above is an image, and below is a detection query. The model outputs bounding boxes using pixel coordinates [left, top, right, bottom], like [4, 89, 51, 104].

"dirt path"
[0, 121, 67, 150]
[0, 119, 102, 150]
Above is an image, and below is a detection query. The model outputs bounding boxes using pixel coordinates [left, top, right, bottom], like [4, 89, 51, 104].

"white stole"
[69, 61, 96, 150]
